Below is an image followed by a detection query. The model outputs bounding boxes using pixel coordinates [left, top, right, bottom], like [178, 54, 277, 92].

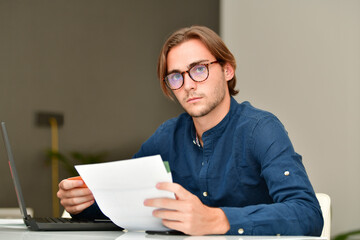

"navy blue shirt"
[75, 97, 323, 235]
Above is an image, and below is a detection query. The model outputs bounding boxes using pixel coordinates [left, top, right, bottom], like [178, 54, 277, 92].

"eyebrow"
[167, 59, 209, 75]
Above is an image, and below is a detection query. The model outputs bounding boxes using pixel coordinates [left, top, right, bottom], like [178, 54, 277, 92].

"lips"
[187, 97, 202, 103]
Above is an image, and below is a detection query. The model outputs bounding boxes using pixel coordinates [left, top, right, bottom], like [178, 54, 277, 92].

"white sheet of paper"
[75, 155, 174, 231]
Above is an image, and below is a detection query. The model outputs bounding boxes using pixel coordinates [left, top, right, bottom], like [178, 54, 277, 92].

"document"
[75, 155, 174, 231]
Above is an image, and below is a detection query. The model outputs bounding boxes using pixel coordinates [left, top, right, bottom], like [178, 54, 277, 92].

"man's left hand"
[143, 182, 230, 235]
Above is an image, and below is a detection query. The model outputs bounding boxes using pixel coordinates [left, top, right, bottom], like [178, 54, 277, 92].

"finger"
[57, 187, 93, 199]
[64, 199, 95, 215]
[59, 179, 85, 190]
[156, 182, 191, 199]
[161, 219, 184, 233]
[152, 208, 185, 222]
[60, 194, 95, 208]
[67, 176, 88, 188]
[144, 197, 187, 211]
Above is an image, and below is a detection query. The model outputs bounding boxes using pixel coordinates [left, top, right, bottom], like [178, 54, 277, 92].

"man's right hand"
[57, 177, 95, 215]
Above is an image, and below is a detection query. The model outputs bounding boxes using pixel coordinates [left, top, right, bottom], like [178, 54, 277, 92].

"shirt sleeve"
[72, 123, 166, 220]
[133, 121, 166, 158]
[221, 116, 323, 236]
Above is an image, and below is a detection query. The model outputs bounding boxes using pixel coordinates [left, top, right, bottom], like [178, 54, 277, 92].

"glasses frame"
[164, 60, 219, 90]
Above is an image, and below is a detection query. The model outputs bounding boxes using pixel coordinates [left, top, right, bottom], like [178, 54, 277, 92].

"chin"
[186, 108, 210, 118]
[181, 101, 210, 117]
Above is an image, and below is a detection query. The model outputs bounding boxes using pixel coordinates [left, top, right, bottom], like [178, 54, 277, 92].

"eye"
[192, 65, 207, 74]
[170, 73, 182, 81]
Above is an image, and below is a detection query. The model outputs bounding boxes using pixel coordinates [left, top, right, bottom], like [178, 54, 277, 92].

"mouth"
[186, 97, 202, 103]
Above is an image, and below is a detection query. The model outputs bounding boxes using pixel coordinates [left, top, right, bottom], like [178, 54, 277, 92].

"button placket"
[199, 135, 212, 204]
[199, 158, 209, 203]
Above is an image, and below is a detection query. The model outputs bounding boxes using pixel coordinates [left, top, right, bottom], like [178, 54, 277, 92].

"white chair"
[316, 193, 331, 240]
[61, 209, 71, 218]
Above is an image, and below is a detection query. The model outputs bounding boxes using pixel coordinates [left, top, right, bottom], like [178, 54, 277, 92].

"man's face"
[166, 39, 232, 118]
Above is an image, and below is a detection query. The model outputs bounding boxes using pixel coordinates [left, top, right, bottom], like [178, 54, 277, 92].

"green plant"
[333, 230, 360, 240]
[46, 150, 108, 176]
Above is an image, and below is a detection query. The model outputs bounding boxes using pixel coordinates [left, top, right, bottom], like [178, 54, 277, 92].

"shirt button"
[238, 228, 244, 234]
[193, 140, 196, 145]
[203, 192, 208, 197]
[201, 162, 204, 166]
[284, 171, 290, 176]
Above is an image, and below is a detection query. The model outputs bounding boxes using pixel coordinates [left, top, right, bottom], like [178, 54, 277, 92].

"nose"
[182, 72, 197, 91]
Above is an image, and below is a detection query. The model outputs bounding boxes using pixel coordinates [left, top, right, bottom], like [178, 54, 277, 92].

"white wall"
[221, 0, 360, 237]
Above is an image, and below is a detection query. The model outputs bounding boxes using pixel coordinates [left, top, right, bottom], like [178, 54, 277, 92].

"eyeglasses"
[164, 61, 219, 90]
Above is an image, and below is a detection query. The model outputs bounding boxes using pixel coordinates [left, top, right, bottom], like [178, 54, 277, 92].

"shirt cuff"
[220, 207, 254, 235]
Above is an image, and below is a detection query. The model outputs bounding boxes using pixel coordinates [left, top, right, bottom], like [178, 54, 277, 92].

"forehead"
[167, 39, 214, 71]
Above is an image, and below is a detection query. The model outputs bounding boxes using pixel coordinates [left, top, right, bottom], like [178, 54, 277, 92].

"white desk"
[0, 219, 326, 240]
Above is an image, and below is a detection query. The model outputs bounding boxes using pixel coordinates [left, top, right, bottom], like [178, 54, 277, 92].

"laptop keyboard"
[36, 217, 91, 223]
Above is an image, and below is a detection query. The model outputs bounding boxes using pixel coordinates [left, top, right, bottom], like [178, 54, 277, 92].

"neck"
[193, 95, 231, 146]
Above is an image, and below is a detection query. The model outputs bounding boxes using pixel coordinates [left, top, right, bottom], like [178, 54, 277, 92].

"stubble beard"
[180, 82, 227, 118]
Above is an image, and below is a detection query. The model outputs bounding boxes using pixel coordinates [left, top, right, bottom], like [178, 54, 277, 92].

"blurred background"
[0, 0, 359, 238]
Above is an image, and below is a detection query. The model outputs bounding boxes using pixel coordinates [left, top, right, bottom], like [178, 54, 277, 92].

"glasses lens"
[189, 64, 208, 81]
[165, 73, 183, 89]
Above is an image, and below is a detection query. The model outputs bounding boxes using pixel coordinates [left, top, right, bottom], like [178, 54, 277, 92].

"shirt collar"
[190, 97, 237, 146]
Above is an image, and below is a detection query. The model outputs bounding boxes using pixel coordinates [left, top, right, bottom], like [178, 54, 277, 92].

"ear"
[223, 63, 235, 82]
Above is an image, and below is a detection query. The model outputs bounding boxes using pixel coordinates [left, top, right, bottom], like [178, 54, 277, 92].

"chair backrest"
[316, 193, 331, 240]
[61, 209, 71, 218]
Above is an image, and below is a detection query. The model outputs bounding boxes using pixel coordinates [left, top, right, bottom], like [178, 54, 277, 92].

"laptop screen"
[1, 122, 29, 219]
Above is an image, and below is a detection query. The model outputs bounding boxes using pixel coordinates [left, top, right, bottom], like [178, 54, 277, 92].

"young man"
[57, 26, 323, 236]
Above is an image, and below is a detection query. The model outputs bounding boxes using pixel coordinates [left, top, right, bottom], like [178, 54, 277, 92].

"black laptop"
[1, 121, 123, 231]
